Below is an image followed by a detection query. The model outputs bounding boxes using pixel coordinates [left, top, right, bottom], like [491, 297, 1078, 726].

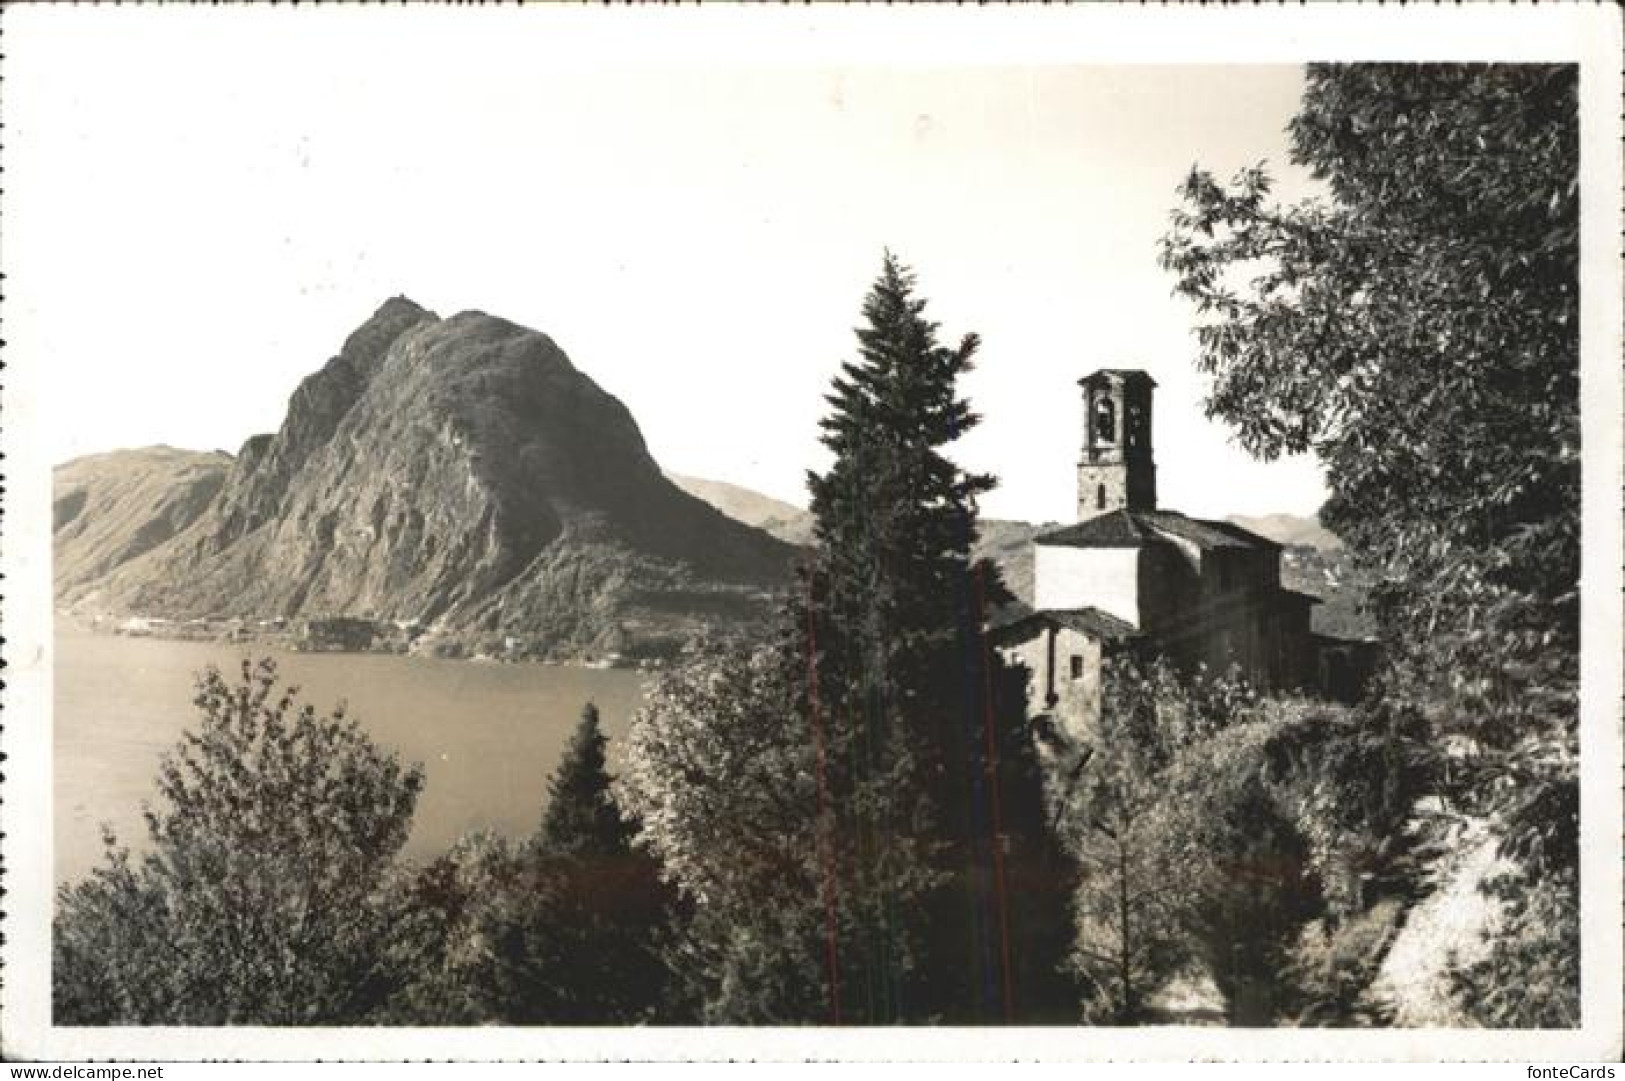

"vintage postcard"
[2, 3, 1620, 1063]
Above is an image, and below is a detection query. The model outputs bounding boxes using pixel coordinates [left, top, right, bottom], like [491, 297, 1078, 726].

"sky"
[7, 7, 1333, 522]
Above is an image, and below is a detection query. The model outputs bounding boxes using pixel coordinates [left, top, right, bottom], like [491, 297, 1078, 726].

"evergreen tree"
[619, 254, 1073, 1025]
[802, 252, 1063, 1023]
[539, 702, 632, 857]
[487, 700, 671, 1023]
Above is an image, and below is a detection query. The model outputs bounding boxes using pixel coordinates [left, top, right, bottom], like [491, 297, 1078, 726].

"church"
[992, 369, 1332, 746]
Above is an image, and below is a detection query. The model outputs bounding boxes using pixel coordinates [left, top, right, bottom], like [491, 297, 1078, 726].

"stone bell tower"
[1076, 369, 1157, 521]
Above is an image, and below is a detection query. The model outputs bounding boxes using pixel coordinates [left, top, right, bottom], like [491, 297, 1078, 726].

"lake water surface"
[54, 627, 648, 884]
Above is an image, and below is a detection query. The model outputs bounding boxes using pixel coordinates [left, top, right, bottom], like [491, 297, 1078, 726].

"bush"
[1447, 865, 1579, 1027]
[1285, 898, 1407, 1025]
[54, 658, 424, 1025]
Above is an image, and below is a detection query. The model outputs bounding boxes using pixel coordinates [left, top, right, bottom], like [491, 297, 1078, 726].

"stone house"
[992, 369, 1325, 748]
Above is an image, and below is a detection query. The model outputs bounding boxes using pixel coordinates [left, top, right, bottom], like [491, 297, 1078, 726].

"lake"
[53, 627, 648, 885]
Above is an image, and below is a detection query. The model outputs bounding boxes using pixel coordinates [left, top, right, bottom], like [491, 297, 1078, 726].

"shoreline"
[53, 611, 661, 671]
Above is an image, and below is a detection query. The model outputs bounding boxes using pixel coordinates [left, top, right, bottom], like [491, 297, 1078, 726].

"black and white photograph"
[1, 3, 1620, 1064]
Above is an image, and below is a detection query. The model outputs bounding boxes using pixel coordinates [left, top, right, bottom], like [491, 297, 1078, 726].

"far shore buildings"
[993, 369, 1369, 749]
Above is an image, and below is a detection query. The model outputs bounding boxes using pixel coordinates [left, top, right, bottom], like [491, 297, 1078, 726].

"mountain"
[665, 473, 815, 546]
[664, 471, 1048, 613]
[1225, 512, 1343, 552]
[55, 298, 797, 659]
[54, 446, 232, 599]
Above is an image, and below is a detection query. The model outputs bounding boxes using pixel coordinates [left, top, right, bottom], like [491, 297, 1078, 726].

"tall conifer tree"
[803, 252, 1058, 1023]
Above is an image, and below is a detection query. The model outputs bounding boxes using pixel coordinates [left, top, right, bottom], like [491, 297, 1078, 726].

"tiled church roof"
[989, 606, 1141, 643]
[1034, 509, 1281, 552]
[1033, 509, 1148, 548]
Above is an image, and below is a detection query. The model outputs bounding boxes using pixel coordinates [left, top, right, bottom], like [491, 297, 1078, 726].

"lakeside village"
[66, 609, 669, 668]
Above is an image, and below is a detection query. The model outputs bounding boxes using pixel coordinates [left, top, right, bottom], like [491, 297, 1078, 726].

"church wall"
[1136, 541, 1201, 656]
[1134, 544, 1303, 689]
[1033, 545, 1141, 626]
[997, 625, 1107, 749]
[1050, 627, 1106, 745]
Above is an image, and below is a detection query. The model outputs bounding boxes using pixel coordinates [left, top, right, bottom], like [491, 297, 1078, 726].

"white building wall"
[1033, 545, 1142, 627]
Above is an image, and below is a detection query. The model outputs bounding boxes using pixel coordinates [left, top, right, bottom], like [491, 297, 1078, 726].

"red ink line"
[806, 574, 842, 1025]
[975, 564, 1015, 1022]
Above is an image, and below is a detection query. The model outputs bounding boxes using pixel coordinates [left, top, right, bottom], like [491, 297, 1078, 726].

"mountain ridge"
[54, 299, 797, 659]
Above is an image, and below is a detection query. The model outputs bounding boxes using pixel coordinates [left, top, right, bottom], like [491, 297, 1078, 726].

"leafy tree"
[617, 637, 830, 1023]
[1151, 725, 1322, 1026]
[54, 658, 424, 1024]
[381, 831, 527, 1025]
[1057, 659, 1259, 1023]
[1158, 63, 1579, 1023]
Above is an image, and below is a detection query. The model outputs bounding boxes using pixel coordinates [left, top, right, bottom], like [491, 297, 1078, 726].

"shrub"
[54, 658, 423, 1025]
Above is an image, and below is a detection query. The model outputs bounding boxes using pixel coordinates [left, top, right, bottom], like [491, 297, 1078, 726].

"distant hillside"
[970, 518, 1050, 613]
[668, 472, 1047, 615]
[1226, 512, 1343, 552]
[1281, 545, 1377, 640]
[666, 473, 815, 547]
[54, 446, 232, 599]
[54, 298, 797, 659]
[1225, 513, 1372, 637]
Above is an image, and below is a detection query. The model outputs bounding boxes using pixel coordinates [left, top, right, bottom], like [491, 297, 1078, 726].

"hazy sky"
[8, 8, 1333, 522]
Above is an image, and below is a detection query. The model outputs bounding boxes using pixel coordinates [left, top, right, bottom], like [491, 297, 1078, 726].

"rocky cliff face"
[57, 298, 796, 656]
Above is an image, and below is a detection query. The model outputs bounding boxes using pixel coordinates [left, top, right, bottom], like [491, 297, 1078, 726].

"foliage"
[1057, 658, 1262, 1023]
[802, 252, 1066, 1022]
[1150, 722, 1323, 1026]
[54, 659, 424, 1024]
[1444, 865, 1579, 1028]
[1284, 898, 1407, 1026]
[1159, 64, 1580, 1023]
[386, 703, 675, 1025]
[1058, 658, 1420, 1025]
[380, 831, 528, 1025]
[538, 702, 632, 856]
[617, 637, 830, 1023]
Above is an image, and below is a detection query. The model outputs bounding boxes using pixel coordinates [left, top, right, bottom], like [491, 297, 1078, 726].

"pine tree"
[426, 700, 675, 1023]
[802, 252, 1059, 1023]
[538, 702, 631, 857]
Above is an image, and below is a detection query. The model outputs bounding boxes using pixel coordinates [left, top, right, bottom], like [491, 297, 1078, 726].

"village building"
[993, 369, 1329, 748]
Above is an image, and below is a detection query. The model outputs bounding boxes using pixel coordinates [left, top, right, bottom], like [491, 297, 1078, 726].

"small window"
[1069, 655, 1085, 680]
[1095, 483, 1107, 510]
